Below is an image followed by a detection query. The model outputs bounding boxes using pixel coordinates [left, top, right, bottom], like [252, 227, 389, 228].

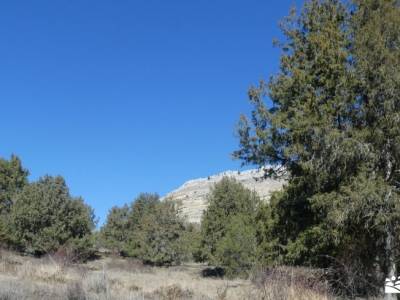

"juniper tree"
[101, 193, 189, 265]
[100, 204, 130, 253]
[129, 200, 187, 266]
[235, 0, 353, 263]
[0, 155, 28, 246]
[234, 0, 400, 296]
[124, 193, 160, 257]
[214, 214, 257, 278]
[0, 155, 28, 213]
[200, 177, 259, 276]
[351, 1, 400, 289]
[10, 176, 95, 255]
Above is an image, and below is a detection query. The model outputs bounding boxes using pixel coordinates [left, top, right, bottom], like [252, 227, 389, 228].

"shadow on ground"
[201, 267, 224, 278]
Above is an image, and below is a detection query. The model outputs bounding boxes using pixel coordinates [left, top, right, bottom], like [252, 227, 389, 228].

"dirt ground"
[0, 250, 333, 300]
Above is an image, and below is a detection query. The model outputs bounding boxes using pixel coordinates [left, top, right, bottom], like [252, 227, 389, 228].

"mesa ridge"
[162, 169, 284, 223]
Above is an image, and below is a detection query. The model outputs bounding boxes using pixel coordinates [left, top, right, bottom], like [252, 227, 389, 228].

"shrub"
[149, 284, 194, 300]
[250, 266, 331, 300]
[200, 177, 259, 276]
[0, 155, 28, 249]
[9, 176, 95, 257]
[66, 281, 86, 300]
[100, 205, 130, 254]
[55, 235, 96, 264]
[214, 215, 257, 278]
[180, 223, 202, 262]
[122, 193, 161, 257]
[127, 200, 187, 266]
[0, 155, 28, 214]
[102, 193, 190, 266]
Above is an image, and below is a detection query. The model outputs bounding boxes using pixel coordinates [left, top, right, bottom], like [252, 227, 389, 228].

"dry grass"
[0, 250, 338, 300]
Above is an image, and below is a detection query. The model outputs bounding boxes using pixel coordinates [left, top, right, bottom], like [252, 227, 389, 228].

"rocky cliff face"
[162, 169, 284, 223]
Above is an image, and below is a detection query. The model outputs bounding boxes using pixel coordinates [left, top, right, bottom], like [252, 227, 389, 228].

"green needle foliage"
[0, 155, 28, 247]
[0, 156, 95, 260]
[10, 175, 95, 256]
[101, 193, 191, 266]
[214, 215, 257, 278]
[124, 193, 161, 258]
[0, 155, 29, 214]
[129, 200, 187, 266]
[234, 0, 400, 295]
[200, 177, 259, 277]
[100, 204, 130, 253]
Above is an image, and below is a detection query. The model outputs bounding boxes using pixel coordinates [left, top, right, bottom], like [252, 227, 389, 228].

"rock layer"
[162, 169, 284, 223]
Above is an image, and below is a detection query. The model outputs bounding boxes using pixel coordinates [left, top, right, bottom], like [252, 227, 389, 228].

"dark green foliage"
[10, 176, 95, 256]
[128, 201, 187, 265]
[0, 155, 28, 247]
[215, 215, 257, 278]
[0, 155, 29, 213]
[124, 193, 161, 257]
[101, 193, 190, 266]
[128, 193, 159, 229]
[234, 0, 400, 295]
[100, 205, 130, 253]
[200, 177, 259, 276]
[181, 223, 202, 262]
[0, 156, 95, 260]
[55, 234, 97, 263]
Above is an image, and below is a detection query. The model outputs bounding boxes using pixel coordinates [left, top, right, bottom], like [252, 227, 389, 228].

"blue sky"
[1, 0, 302, 225]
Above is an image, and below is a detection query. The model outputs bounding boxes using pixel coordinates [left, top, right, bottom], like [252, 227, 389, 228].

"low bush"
[66, 281, 86, 300]
[251, 266, 331, 300]
[148, 284, 194, 300]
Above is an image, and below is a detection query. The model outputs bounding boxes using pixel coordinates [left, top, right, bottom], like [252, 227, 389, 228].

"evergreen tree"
[100, 205, 130, 253]
[124, 193, 160, 257]
[10, 176, 95, 256]
[128, 193, 159, 230]
[102, 193, 189, 265]
[350, 1, 400, 289]
[130, 201, 187, 266]
[215, 214, 257, 278]
[234, 0, 400, 296]
[0, 155, 29, 246]
[200, 177, 259, 276]
[0, 155, 28, 213]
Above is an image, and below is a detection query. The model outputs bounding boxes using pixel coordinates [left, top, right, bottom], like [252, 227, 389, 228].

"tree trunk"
[385, 153, 397, 299]
[385, 231, 397, 300]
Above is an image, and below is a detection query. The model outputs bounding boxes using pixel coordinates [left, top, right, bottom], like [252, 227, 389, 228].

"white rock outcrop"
[162, 169, 284, 223]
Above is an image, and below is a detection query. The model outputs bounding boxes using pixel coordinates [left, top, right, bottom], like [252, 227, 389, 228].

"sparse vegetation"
[0, 250, 334, 300]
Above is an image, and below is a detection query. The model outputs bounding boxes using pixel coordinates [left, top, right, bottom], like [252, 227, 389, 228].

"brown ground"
[0, 250, 335, 300]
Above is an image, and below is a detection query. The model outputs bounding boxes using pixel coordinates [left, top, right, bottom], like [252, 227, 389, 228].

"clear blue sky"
[1, 0, 302, 225]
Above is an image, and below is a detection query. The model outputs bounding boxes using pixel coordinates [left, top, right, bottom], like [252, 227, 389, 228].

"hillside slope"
[162, 169, 284, 223]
